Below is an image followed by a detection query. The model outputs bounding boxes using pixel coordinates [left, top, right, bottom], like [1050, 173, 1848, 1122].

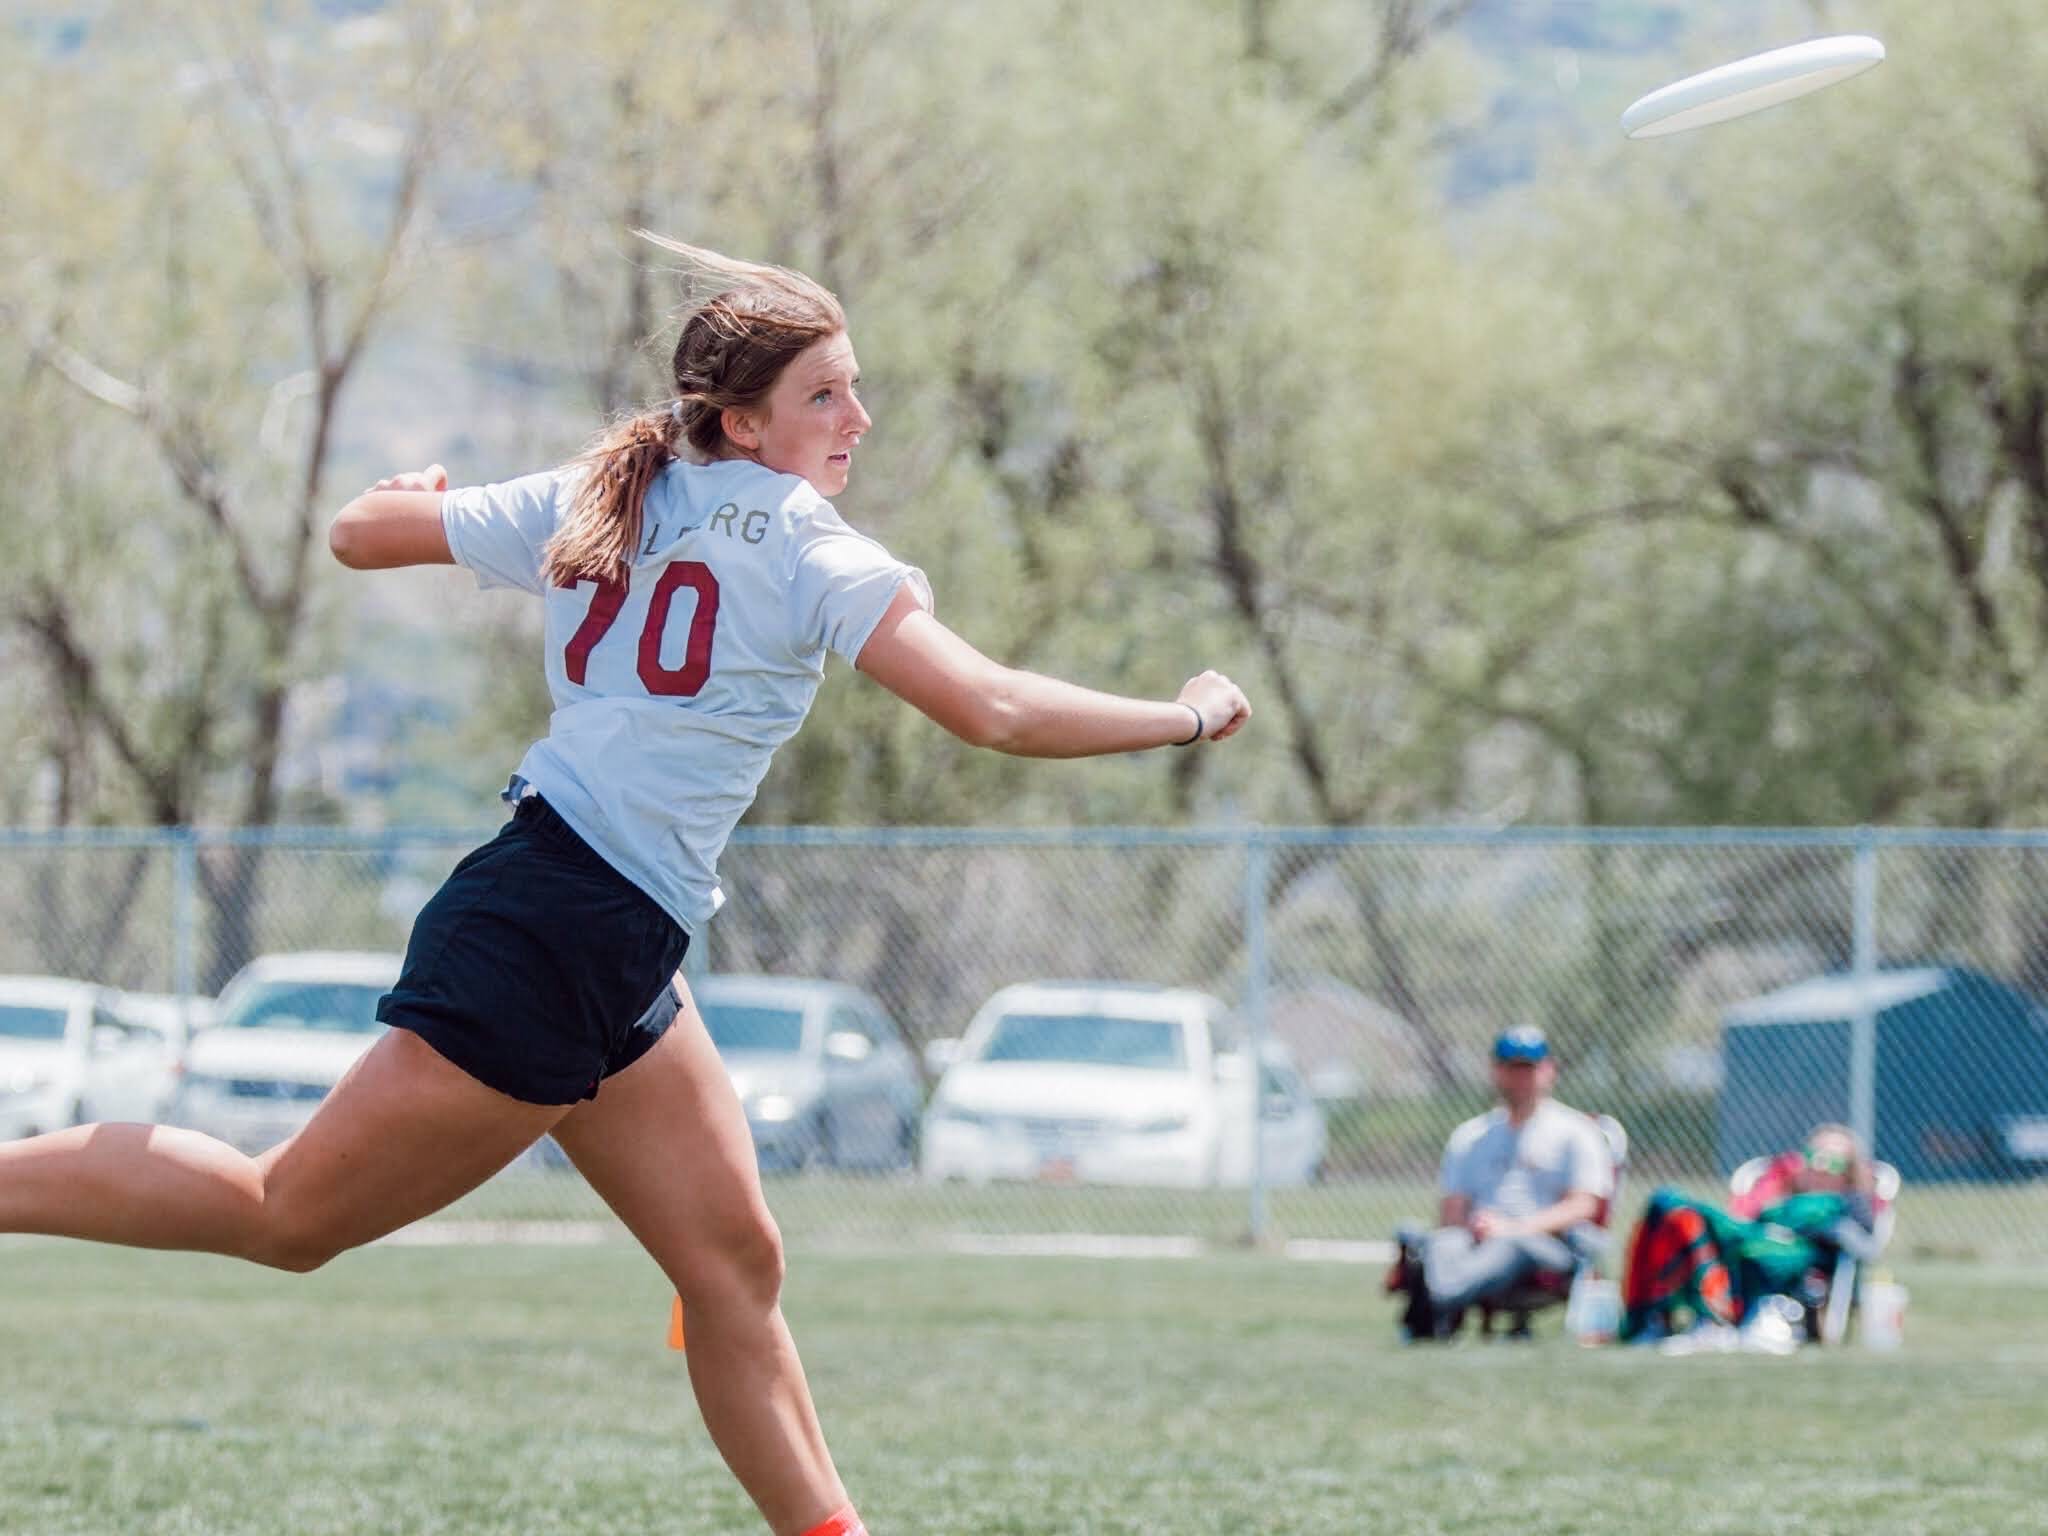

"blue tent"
[1718, 966, 2048, 1182]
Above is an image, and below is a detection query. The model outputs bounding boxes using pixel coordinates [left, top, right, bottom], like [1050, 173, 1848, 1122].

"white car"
[112, 990, 214, 1057]
[0, 976, 181, 1139]
[1224, 1043, 1327, 1188]
[169, 951, 401, 1153]
[696, 973, 924, 1173]
[920, 981, 1326, 1188]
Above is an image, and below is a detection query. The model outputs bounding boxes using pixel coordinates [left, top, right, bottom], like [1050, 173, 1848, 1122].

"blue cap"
[1493, 1025, 1550, 1063]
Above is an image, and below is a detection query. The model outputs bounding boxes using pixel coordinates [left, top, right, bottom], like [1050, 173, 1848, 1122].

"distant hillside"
[1448, 0, 1784, 196]
[1464, 0, 1688, 55]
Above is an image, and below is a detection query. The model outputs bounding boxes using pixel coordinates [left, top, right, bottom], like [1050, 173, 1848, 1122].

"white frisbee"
[1622, 34, 1885, 139]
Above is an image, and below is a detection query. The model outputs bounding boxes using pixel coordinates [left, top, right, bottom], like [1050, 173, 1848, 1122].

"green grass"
[3, 1241, 2047, 1534]
[443, 1168, 2048, 1263]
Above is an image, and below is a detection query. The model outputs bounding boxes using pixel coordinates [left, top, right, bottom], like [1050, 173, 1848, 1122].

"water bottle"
[1861, 1269, 1908, 1352]
[1567, 1276, 1621, 1344]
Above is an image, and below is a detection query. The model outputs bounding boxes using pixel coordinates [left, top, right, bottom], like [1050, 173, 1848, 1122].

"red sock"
[798, 1506, 866, 1536]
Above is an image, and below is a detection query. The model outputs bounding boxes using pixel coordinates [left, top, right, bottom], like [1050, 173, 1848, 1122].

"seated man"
[1390, 1025, 1614, 1340]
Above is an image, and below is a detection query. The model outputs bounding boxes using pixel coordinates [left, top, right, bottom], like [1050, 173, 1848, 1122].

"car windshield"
[702, 1002, 807, 1055]
[221, 981, 385, 1034]
[980, 1012, 1186, 1071]
[0, 1005, 68, 1041]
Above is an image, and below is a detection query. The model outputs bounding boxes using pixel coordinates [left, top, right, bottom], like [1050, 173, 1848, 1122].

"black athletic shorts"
[376, 794, 691, 1105]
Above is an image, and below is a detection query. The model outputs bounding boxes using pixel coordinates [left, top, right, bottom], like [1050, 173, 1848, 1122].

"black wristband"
[1177, 703, 1205, 746]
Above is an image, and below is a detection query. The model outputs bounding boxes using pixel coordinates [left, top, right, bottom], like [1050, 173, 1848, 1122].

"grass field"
[444, 1168, 2048, 1265]
[4, 1240, 2046, 1534]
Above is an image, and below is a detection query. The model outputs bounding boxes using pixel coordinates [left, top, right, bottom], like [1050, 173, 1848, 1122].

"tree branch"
[21, 320, 272, 613]
[221, 6, 333, 367]
[15, 581, 184, 823]
[1893, 318, 2015, 685]
[1479, 435, 1945, 683]
[806, 0, 850, 288]
[1190, 353, 1353, 822]
[1316, 0, 1476, 130]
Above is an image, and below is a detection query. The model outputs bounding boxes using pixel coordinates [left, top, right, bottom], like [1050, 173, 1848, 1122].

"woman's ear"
[721, 405, 761, 452]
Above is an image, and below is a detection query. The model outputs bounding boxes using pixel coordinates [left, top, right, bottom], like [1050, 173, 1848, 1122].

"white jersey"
[1438, 1100, 1614, 1221]
[441, 458, 931, 931]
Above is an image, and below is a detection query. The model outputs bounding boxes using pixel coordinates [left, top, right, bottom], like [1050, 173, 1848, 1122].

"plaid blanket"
[1619, 1187, 1850, 1340]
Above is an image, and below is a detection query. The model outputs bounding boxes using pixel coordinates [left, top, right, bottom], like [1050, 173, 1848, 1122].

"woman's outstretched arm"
[855, 585, 1250, 758]
[329, 464, 455, 570]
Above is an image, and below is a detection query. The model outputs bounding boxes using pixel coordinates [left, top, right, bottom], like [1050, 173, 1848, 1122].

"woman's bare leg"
[550, 983, 848, 1536]
[0, 1029, 565, 1270]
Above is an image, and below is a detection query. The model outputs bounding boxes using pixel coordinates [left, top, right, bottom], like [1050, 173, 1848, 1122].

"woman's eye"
[812, 389, 832, 404]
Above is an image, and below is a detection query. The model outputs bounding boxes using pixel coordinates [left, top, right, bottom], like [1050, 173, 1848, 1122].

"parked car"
[920, 980, 1326, 1188]
[167, 951, 400, 1153]
[695, 973, 923, 1173]
[112, 990, 214, 1057]
[1219, 1042, 1327, 1188]
[0, 975, 182, 1138]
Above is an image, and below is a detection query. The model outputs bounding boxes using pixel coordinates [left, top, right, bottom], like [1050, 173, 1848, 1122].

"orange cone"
[667, 1294, 686, 1351]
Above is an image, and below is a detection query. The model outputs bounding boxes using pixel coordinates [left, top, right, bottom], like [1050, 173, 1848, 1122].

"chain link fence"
[3, 825, 2046, 1263]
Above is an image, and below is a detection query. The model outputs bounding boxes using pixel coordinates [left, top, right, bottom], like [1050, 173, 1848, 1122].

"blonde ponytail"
[542, 407, 680, 586]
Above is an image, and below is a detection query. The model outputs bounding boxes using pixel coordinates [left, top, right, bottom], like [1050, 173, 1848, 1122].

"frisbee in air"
[1621, 35, 1885, 139]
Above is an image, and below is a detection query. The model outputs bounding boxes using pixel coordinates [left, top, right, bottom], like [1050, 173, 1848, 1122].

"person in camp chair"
[1388, 1026, 1615, 1341]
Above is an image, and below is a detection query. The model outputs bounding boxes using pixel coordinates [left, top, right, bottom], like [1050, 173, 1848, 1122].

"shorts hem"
[381, 1009, 592, 1107]
[604, 980, 682, 1081]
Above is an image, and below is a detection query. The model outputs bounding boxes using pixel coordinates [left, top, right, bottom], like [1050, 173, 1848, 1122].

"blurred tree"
[1455, 0, 2048, 829]
[0, 0, 470, 979]
[1400, 0, 2048, 1061]
[9, 0, 2047, 882]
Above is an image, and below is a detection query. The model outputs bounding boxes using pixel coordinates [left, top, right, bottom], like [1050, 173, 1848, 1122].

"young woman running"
[0, 238, 1250, 1536]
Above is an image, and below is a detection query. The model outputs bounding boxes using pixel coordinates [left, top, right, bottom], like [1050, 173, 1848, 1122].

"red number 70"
[557, 561, 720, 698]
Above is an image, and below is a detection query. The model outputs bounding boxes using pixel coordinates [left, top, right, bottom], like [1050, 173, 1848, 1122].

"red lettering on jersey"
[638, 561, 719, 697]
[558, 575, 628, 686]
[556, 562, 720, 697]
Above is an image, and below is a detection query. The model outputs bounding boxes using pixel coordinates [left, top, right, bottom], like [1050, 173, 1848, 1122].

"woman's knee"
[681, 1199, 786, 1309]
[240, 1196, 351, 1274]
[726, 1202, 787, 1302]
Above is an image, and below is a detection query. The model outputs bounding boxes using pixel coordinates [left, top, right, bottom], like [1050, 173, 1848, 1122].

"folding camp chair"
[1728, 1155, 1900, 1344]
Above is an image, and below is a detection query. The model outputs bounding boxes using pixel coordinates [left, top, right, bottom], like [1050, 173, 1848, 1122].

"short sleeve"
[786, 499, 932, 662]
[440, 469, 570, 595]
[1439, 1121, 1479, 1199]
[1568, 1117, 1616, 1199]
